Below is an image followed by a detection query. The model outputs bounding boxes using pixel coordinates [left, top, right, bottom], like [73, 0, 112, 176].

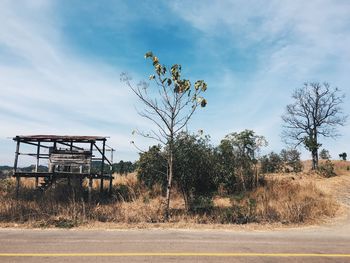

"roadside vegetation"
[0, 134, 344, 228]
[0, 53, 347, 228]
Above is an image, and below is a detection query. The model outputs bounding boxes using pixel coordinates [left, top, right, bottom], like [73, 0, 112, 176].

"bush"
[173, 132, 218, 210]
[260, 152, 283, 173]
[137, 145, 167, 193]
[216, 130, 267, 193]
[319, 149, 331, 160]
[339, 152, 347, 161]
[280, 149, 303, 172]
[318, 160, 336, 178]
[189, 196, 214, 214]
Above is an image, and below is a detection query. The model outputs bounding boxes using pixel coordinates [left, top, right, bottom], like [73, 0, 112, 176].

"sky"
[0, 0, 349, 165]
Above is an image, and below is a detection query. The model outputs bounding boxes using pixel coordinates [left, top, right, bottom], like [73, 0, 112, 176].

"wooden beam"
[13, 172, 112, 179]
[109, 176, 113, 195]
[35, 142, 40, 188]
[13, 140, 20, 174]
[89, 142, 93, 175]
[100, 140, 106, 193]
[18, 141, 49, 149]
[56, 141, 84, 151]
[14, 140, 21, 198]
[94, 143, 113, 166]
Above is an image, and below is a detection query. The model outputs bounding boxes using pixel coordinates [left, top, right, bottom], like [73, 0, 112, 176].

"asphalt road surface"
[0, 218, 350, 263]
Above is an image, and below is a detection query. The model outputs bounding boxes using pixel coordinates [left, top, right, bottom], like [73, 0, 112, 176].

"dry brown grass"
[0, 165, 343, 228]
[250, 179, 338, 223]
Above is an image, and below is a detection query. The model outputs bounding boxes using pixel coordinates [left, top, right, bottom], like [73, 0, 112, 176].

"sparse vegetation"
[319, 149, 331, 160]
[317, 160, 336, 178]
[260, 152, 283, 174]
[260, 149, 302, 174]
[282, 82, 347, 170]
[0, 162, 341, 227]
[339, 152, 347, 161]
[122, 52, 208, 219]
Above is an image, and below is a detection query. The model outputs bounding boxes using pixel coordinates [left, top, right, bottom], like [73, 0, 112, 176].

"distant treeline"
[0, 160, 136, 176]
[90, 160, 136, 174]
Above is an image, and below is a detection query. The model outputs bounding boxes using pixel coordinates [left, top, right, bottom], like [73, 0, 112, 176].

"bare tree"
[282, 82, 347, 170]
[121, 52, 208, 219]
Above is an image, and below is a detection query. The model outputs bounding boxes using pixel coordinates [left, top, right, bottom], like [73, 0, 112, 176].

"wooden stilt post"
[109, 176, 113, 195]
[100, 140, 106, 193]
[109, 148, 114, 195]
[14, 140, 20, 198]
[35, 141, 40, 188]
[88, 177, 92, 203]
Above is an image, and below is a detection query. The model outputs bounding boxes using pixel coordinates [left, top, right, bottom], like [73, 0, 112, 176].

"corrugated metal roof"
[13, 135, 107, 142]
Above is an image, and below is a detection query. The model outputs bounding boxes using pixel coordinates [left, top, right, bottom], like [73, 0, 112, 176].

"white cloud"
[171, 0, 350, 158]
[0, 1, 149, 164]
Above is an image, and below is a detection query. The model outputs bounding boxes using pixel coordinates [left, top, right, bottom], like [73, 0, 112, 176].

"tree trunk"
[165, 150, 173, 220]
[311, 149, 319, 170]
[180, 184, 189, 211]
[239, 167, 246, 192]
[311, 132, 319, 170]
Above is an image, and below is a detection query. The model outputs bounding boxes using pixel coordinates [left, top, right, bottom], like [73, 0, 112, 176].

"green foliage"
[215, 139, 237, 194]
[112, 161, 136, 175]
[136, 130, 269, 212]
[143, 52, 208, 107]
[137, 145, 167, 192]
[189, 196, 214, 214]
[173, 132, 217, 209]
[260, 152, 283, 173]
[319, 149, 331, 160]
[318, 160, 336, 178]
[280, 149, 303, 173]
[303, 136, 322, 153]
[339, 152, 347, 161]
[216, 130, 267, 193]
[90, 161, 108, 174]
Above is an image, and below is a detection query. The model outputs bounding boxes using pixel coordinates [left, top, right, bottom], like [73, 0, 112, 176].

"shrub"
[280, 149, 303, 172]
[216, 130, 267, 193]
[260, 152, 283, 173]
[318, 160, 336, 178]
[173, 132, 218, 210]
[339, 152, 347, 161]
[137, 145, 167, 192]
[319, 149, 331, 160]
[189, 196, 214, 214]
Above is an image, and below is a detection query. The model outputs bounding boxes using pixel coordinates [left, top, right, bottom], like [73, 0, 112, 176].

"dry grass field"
[0, 160, 349, 229]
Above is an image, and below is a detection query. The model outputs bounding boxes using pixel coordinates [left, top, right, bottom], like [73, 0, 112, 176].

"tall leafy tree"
[218, 130, 267, 192]
[282, 82, 347, 170]
[319, 149, 331, 160]
[122, 52, 208, 219]
[280, 149, 303, 172]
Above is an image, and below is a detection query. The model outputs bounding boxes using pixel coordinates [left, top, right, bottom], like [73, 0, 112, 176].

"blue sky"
[0, 0, 349, 165]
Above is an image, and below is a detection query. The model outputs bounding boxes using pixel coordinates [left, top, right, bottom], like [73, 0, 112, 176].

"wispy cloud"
[0, 0, 349, 164]
[0, 0, 149, 164]
[170, 0, 350, 157]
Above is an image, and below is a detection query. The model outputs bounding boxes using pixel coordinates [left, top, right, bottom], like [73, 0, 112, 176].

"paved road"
[0, 220, 350, 263]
